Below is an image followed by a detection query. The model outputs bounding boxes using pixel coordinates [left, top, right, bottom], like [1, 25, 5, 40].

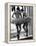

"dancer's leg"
[23, 23, 28, 36]
[25, 23, 28, 36]
[16, 24, 19, 40]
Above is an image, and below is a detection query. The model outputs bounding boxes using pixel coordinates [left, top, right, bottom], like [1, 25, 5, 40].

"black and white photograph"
[10, 5, 33, 41]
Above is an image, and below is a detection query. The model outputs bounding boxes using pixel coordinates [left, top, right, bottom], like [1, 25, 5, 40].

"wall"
[0, 0, 36, 46]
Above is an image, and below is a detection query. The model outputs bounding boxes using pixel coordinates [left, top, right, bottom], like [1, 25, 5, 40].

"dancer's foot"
[17, 35, 19, 40]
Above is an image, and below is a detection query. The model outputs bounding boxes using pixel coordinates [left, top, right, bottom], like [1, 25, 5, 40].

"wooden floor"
[19, 36, 33, 40]
[10, 35, 33, 41]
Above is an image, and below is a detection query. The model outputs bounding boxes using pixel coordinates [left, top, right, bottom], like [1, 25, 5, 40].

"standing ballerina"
[12, 6, 22, 40]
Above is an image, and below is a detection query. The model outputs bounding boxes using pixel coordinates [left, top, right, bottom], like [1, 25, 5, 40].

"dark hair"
[21, 6, 23, 11]
[12, 6, 15, 11]
[17, 6, 20, 11]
